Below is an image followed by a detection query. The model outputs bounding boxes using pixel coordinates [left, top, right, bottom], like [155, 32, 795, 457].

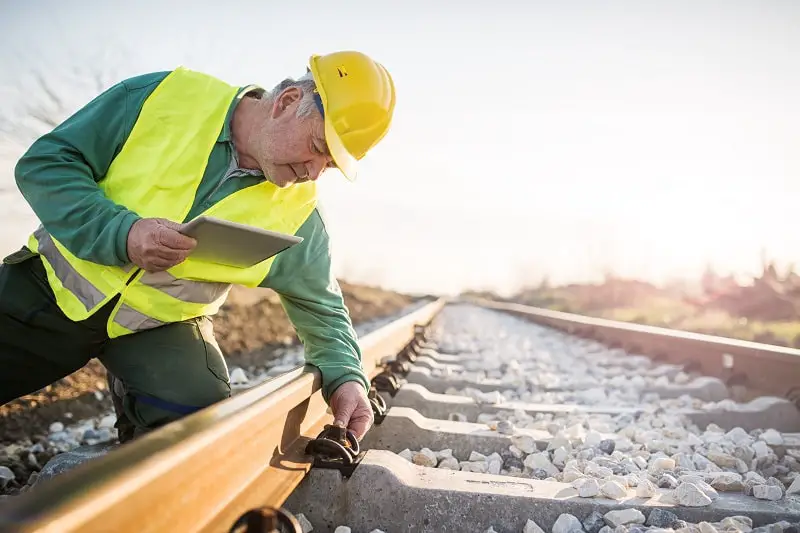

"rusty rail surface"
[468, 298, 800, 404]
[0, 299, 445, 533]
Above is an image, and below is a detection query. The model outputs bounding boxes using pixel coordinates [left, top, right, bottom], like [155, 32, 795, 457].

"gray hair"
[267, 71, 319, 119]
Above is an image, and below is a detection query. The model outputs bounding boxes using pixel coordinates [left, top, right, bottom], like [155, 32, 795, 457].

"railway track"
[1, 298, 799, 533]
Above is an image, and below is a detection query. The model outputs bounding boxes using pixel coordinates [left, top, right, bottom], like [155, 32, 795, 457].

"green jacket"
[12, 70, 368, 401]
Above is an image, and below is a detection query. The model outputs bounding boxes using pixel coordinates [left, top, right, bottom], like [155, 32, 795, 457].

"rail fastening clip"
[305, 423, 363, 478]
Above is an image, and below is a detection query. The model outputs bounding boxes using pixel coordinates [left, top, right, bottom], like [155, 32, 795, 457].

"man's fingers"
[156, 224, 196, 251]
[143, 259, 172, 272]
[330, 382, 375, 441]
[333, 402, 356, 430]
[346, 409, 373, 441]
[153, 246, 192, 263]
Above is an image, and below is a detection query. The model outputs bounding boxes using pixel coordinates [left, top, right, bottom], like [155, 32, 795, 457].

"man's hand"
[127, 218, 197, 272]
[329, 381, 373, 441]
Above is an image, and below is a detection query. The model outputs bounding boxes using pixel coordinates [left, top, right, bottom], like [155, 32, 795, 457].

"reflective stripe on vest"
[138, 271, 230, 304]
[34, 226, 105, 312]
[26, 67, 317, 338]
[115, 303, 166, 331]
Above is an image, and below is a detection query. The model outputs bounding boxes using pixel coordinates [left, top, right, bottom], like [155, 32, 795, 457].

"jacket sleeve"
[13, 72, 168, 266]
[262, 209, 370, 402]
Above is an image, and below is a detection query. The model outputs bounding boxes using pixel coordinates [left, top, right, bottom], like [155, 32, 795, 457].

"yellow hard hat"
[308, 51, 396, 181]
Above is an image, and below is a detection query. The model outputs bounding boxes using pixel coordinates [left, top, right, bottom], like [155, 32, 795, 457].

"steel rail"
[0, 299, 445, 533]
[467, 297, 800, 404]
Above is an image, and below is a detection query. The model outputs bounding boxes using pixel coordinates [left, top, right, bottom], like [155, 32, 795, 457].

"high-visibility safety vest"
[27, 67, 317, 338]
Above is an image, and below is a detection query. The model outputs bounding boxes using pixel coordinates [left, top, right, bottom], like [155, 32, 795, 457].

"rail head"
[0, 298, 445, 533]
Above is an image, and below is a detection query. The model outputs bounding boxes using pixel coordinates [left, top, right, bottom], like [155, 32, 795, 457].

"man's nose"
[307, 156, 333, 181]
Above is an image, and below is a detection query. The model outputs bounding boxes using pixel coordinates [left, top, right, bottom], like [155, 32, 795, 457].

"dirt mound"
[0, 282, 420, 444]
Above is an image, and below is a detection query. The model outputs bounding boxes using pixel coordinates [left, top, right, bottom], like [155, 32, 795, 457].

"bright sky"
[0, 0, 798, 296]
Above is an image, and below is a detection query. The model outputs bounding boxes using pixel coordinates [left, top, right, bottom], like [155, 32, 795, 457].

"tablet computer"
[178, 216, 303, 268]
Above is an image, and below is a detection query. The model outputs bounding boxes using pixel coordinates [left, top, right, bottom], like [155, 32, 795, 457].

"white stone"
[603, 509, 645, 527]
[488, 458, 502, 475]
[675, 482, 713, 507]
[0, 466, 15, 488]
[438, 457, 460, 470]
[578, 478, 600, 497]
[469, 451, 487, 462]
[478, 413, 498, 425]
[600, 480, 627, 500]
[753, 484, 783, 501]
[735, 458, 749, 474]
[678, 474, 708, 486]
[435, 449, 453, 460]
[706, 451, 737, 468]
[648, 457, 676, 474]
[710, 472, 744, 492]
[296, 513, 314, 533]
[615, 437, 634, 452]
[624, 474, 640, 487]
[787, 476, 800, 496]
[695, 453, 723, 472]
[608, 475, 629, 488]
[98, 415, 116, 429]
[562, 424, 586, 441]
[698, 522, 717, 533]
[580, 388, 608, 404]
[552, 514, 583, 533]
[522, 519, 545, 533]
[496, 420, 515, 435]
[720, 517, 752, 532]
[745, 471, 766, 484]
[333, 527, 351, 533]
[725, 427, 751, 446]
[694, 479, 719, 500]
[663, 426, 688, 440]
[398, 449, 413, 461]
[586, 463, 614, 478]
[752, 441, 771, 459]
[636, 479, 657, 498]
[585, 430, 603, 447]
[553, 447, 570, 467]
[524, 452, 559, 477]
[687, 433, 704, 447]
[49, 422, 64, 433]
[648, 440, 669, 453]
[511, 435, 537, 454]
[229, 367, 248, 385]
[460, 461, 489, 473]
[508, 445, 525, 459]
[547, 436, 572, 451]
[412, 448, 437, 467]
[759, 429, 784, 446]
[562, 468, 585, 483]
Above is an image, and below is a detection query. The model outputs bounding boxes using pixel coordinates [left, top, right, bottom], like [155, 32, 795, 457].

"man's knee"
[110, 368, 231, 438]
[101, 316, 231, 439]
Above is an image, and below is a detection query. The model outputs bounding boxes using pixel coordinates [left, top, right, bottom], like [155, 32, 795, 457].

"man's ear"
[271, 86, 302, 118]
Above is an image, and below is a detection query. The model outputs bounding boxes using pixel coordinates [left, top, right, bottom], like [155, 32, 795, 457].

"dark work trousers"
[0, 248, 231, 442]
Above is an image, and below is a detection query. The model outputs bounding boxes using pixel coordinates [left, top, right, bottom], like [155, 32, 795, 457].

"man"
[0, 50, 396, 443]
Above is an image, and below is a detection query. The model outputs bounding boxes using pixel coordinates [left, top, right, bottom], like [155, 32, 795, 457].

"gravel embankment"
[288, 303, 800, 533]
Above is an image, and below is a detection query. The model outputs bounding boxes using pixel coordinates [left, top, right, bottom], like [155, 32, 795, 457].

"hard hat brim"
[324, 117, 358, 182]
[309, 54, 358, 182]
